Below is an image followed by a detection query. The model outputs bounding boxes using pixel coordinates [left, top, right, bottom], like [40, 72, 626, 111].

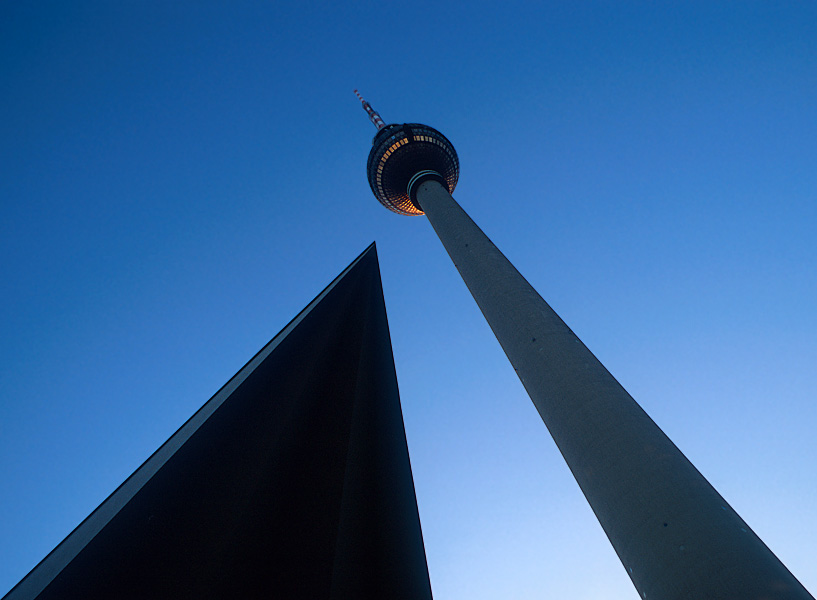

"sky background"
[1, 1, 816, 598]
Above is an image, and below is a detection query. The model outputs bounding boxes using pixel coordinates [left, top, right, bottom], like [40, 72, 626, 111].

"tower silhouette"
[357, 91, 814, 600]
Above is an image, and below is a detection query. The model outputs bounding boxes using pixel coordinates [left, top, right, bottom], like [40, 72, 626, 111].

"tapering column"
[413, 178, 811, 600]
[355, 90, 812, 599]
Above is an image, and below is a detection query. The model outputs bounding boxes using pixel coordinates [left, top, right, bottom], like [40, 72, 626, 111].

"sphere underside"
[367, 123, 459, 216]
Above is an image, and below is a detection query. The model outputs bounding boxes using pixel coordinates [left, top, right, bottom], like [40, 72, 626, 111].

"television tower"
[357, 92, 814, 600]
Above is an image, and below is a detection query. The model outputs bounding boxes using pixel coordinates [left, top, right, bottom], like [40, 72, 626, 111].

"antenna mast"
[354, 90, 386, 130]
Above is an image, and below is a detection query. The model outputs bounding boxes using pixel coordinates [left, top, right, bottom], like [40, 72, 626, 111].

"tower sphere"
[366, 123, 459, 216]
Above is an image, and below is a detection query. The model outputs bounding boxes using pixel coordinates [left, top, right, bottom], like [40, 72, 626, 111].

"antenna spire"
[354, 90, 386, 130]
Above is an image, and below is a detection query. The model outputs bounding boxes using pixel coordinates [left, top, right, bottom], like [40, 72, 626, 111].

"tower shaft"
[413, 178, 812, 600]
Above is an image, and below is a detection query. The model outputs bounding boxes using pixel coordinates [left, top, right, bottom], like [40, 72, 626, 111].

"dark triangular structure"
[4, 243, 432, 600]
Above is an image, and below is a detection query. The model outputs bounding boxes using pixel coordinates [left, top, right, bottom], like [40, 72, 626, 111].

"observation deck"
[366, 123, 459, 216]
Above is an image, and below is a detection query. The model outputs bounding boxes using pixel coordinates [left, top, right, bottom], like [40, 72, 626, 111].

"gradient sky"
[1, 2, 816, 598]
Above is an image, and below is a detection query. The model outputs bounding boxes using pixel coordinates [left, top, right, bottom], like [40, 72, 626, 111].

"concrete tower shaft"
[358, 99, 814, 598]
[412, 178, 813, 600]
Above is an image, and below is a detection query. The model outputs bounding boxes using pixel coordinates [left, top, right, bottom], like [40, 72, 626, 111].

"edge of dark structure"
[4, 242, 433, 600]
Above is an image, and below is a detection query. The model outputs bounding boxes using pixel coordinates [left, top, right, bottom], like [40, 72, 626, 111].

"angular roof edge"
[4, 242, 379, 600]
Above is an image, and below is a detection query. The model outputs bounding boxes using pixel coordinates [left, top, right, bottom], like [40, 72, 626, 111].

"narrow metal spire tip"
[354, 89, 386, 130]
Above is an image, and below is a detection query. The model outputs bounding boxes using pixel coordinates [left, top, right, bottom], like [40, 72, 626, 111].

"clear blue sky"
[1, 1, 815, 597]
